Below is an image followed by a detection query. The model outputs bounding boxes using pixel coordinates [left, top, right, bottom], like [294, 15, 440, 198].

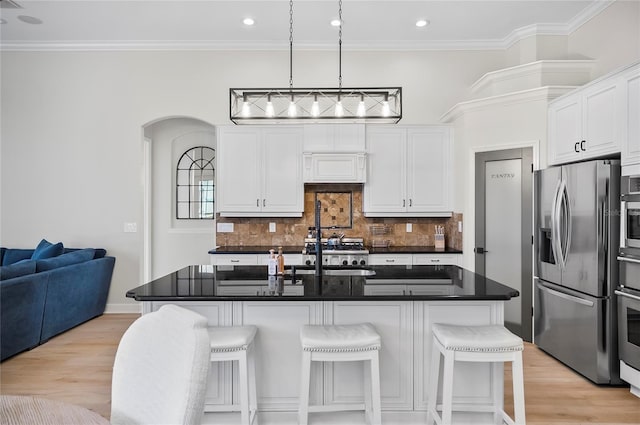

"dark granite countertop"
[126, 265, 517, 302]
[209, 246, 462, 254]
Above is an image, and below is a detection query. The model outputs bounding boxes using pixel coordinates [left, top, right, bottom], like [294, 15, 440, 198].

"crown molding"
[440, 86, 578, 123]
[0, 1, 617, 52]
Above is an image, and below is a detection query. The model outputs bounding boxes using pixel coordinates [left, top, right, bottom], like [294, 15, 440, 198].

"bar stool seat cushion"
[208, 326, 257, 352]
[432, 323, 523, 353]
[301, 323, 381, 352]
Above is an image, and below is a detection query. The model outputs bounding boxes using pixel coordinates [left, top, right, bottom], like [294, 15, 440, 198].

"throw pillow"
[0, 259, 36, 281]
[1, 248, 33, 266]
[36, 248, 95, 272]
[31, 239, 64, 260]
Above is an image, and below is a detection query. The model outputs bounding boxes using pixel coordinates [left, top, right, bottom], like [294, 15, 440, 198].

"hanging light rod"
[229, 0, 402, 125]
[230, 87, 402, 124]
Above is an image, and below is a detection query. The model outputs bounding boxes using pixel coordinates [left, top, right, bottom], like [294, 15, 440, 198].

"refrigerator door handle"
[620, 200, 626, 249]
[539, 282, 595, 307]
[561, 180, 572, 267]
[551, 179, 563, 268]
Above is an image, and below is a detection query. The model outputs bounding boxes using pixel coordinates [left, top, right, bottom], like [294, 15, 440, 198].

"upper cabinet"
[548, 61, 640, 167]
[217, 126, 303, 217]
[364, 126, 453, 217]
[620, 64, 640, 169]
[303, 124, 367, 183]
[548, 76, 621, 165]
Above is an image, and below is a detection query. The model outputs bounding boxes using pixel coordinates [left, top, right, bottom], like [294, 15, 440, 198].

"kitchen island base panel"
[143, 300, 504, 414]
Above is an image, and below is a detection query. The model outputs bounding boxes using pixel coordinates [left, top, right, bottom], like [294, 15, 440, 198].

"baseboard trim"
[105, 303, 142, 314]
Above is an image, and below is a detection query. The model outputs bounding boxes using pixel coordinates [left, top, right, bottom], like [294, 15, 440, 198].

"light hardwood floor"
[1, 314, 638, 424]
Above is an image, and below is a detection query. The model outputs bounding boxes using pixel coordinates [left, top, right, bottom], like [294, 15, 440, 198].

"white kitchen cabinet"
[210, 253, 303, 266]
[364, 126, 453, 216]
[548, 71, 622, 165]
[302, 152, 367, 183]
[412, 254, 459, 266]
[324, 301, 413, 410]
[303, 124, 365, 152]
[217, 126, 303, 217]
[621, 64, 640, 168]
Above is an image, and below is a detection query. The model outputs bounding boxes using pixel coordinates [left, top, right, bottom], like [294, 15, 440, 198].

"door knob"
[475, 247, 489, 254]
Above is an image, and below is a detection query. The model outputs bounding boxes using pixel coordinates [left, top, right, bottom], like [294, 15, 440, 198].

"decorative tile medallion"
[315, 191, 352, 229]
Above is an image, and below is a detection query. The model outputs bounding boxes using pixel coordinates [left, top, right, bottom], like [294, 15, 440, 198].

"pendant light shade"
[229, 0, 402, 124]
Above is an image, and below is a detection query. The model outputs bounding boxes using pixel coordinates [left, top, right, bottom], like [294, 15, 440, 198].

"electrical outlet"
[458, 221, 463, 233]
[217, 223, 234, 233]
[269, 222, 276, 232]
[406, 223, 412, 232]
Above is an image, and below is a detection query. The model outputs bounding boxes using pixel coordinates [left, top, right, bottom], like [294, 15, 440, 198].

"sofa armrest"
[40, 256, 116, 343]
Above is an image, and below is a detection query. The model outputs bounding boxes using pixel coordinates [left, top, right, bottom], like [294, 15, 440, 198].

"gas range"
[302, 237, 369, 266]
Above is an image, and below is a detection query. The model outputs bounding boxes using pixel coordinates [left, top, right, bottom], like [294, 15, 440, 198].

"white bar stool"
[298, 323, 382, 425]
[204, 325, 258, 425]
[427, 324, 525, 425]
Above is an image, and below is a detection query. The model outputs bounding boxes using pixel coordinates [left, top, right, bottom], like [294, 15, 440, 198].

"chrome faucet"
[315, 200, 322, 279]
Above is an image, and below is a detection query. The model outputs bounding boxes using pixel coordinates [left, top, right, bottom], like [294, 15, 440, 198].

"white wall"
[0, 49, 504, 310]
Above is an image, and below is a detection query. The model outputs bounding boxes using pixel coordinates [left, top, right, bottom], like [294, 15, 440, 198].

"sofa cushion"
[0, 260, 37, 281]
[2, 249, 34, 266]
[36, 249, 95, 272]
[31, 239, 64, 261]
[64, 248, 107, 259]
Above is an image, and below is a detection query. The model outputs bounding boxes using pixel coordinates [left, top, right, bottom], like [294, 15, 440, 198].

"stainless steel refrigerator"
[534, 159, 622, 384]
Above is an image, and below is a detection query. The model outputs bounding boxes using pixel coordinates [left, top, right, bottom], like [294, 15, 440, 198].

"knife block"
[434, 234, 445, 250]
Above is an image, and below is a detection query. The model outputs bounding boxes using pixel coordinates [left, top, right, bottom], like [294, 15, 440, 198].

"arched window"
[176, 146, 215, 219]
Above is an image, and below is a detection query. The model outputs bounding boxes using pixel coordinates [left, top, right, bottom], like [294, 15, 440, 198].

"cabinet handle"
[580, 140, 586, 151]
[574, 142, 580, 153]
[402, 289, 406, 296]
[430, 259, 440, 263]
[263, 199, 266, 207]
[409, 199, 413, 207]
[230, 259, 240, 263]
[257, 199, 260, 207]
[409, 290, 413, 296]
[403, 200, 406, 207]
[386, 259, 395, 263]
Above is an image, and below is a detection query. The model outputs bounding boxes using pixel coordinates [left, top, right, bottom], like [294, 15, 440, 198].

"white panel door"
[407, 128, 451, 212]
[364, 128, 407, 213]
[325, 301, 413, 410]
[237, 301, 323, 411]
[262, 127, 303, 213]
[548, 95, 582, 165]
[217, 128, 261, 213]
[582, 79, 620, 157]
[413, 302, 499, 410]
[485, 159, 522, 329]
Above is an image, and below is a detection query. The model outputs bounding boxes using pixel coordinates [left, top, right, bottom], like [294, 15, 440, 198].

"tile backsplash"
[216, 184, 463, 250]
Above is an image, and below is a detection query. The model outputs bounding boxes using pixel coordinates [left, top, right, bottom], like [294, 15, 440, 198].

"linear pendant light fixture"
[229, 0, 401, 124]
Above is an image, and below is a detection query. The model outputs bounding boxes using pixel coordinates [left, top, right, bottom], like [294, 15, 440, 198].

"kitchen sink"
[286, 268, 376, 277]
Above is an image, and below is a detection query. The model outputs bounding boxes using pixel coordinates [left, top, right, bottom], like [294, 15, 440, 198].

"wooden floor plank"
[1, 314, 639, 423]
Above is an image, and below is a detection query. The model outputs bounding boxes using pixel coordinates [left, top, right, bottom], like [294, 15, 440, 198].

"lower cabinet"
[143, 299, 504, 413]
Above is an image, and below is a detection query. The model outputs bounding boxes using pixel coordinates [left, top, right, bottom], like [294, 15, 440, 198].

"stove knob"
[305, 260, 311, 265]
[352, 260, 358, 265]
[360, 260, 366, 266]
[342, 260, 348, 266]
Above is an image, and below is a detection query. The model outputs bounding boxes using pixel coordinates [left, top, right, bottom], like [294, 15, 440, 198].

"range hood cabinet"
[303, 153, 367, 183]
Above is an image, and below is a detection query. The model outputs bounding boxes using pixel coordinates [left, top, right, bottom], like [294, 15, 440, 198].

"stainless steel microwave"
[621, 175, 640, 251]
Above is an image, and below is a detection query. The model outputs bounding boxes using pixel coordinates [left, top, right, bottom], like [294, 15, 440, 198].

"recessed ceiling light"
[17, 15, 42, 24]
[416, 19, 429, 28]
[330, 19, 341, 27]
[243, 17, 255, 26]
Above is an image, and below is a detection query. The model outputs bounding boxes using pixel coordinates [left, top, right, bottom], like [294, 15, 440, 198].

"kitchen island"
[127, 265, 518, 421]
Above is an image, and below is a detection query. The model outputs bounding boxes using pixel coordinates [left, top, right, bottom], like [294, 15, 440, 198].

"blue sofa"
[0, 243, 115, 361]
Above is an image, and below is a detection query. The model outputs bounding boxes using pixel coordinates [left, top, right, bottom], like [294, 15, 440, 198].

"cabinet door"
[325, 301, 413, 410]
[368, 254, 413, 266]
[548, 94, 582, 165]
[217, 128, 261, 213]
[582, 78, 620, 158]
[262, 128, 303, 213]
[237, 301, 323, 411]
[407, 128, 452, 212]
[334, 123, 366, 151]
[364, 128, 407, 214]
[412, 254, 460, 266]
[621, 66, 640, 166]
[413, 301, 501, 410]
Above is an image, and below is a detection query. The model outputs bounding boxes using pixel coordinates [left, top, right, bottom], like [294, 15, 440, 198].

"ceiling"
[0, 0, 613, 51]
